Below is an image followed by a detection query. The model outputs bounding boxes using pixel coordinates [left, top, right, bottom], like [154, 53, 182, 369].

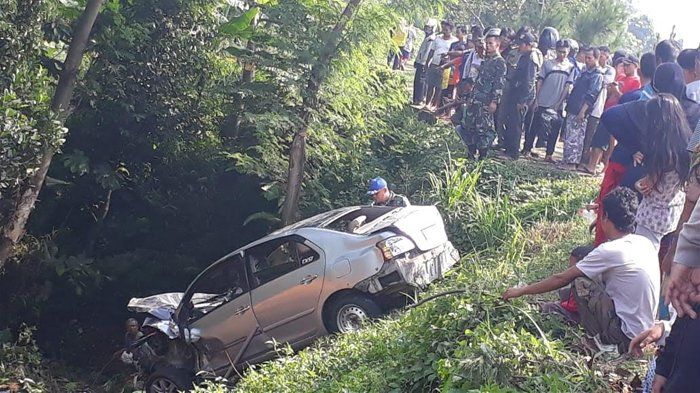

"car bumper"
[357, 241, 460, 294]
[394, 241, 459, 288]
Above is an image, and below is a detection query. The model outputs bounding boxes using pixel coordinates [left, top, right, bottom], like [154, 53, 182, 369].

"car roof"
[210, 205, 401, 265]
[208, 208, 353, 262]
[270, 206, 361, 234]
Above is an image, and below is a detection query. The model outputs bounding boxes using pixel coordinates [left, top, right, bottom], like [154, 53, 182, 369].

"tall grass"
[425, 160, 523, 254]
[209, 161, 640, 393]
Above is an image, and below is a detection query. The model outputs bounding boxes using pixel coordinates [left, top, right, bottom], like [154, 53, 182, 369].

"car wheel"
[326, 293, 381, 334]
[145, 366, 193, 393]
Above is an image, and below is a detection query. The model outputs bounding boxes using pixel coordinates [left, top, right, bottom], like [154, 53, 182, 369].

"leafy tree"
[571, 0, 628, 46]
[627, 15, 657, 53]
[0, 0, 100, 268]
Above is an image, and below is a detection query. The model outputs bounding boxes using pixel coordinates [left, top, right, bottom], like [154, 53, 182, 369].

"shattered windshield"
[186, 253, 248, 319]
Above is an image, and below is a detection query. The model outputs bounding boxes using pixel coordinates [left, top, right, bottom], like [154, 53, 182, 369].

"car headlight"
[377, 236, 416, 261]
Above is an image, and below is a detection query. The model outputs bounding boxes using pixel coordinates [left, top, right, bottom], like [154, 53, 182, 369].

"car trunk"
[355, 205, 448, 251]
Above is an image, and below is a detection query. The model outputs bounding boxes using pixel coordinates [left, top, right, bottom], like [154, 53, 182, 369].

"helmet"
[538, 27, 560, 51]
[565, 38, 579, 56]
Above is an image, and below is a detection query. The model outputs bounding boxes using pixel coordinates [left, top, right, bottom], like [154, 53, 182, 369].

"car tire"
[326, 293, 382, 334]
[145, 366, 193, 393]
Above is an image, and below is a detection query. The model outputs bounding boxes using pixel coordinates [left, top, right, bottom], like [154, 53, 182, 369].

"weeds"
[217, 161, 637, 393]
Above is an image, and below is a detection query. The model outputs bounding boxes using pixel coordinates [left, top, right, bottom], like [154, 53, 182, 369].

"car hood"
[128, 292, 184, 316]
[355, 205, 448, 251]
[127, 292, 216, 339]
[128, 293, 183, 339]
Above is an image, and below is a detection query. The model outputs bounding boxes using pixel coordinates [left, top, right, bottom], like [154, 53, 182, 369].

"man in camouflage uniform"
[367, 177, 410, 207]
[457, 29, 507, 160]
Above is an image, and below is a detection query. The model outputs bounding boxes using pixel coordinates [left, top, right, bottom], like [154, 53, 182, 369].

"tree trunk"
[280, 0, 363, 226]
[0, 0, 103, 269]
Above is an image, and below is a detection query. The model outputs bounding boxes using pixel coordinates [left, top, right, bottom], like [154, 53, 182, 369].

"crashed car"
[127, 205, 459, 392]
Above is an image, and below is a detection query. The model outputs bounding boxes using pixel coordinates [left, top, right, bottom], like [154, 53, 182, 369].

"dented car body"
[127, 205, 458, 391]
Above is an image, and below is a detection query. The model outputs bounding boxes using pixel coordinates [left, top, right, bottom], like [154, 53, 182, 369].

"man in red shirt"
[608, 55, 641, 108]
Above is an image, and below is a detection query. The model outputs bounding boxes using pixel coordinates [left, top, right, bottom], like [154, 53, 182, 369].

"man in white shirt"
[412, 20, 437, 105]
[522, 40, 574, 160]
[503, 187, 660, 352]
[679, 48, 700, 102]
[423, 20, 457, 109]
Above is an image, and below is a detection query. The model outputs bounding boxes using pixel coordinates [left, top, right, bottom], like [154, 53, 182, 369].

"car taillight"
[376, 236, 416, 261]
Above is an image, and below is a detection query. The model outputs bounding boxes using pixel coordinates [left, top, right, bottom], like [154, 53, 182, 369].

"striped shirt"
[536, 58, 575, 108]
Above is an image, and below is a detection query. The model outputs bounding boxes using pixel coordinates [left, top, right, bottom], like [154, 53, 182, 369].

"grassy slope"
[195, 160, 649, 393]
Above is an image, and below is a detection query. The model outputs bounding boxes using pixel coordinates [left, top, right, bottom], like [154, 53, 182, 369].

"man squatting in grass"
[502, 187, 660, 352]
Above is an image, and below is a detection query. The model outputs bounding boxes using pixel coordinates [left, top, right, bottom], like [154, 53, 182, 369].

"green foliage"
[212, 163, 631, 393]
[219, 7, 260, 40]
[0, 0, 66, 214]
[572, 0, 628, 46]
[445, 0, 644, 52]
[626, 15, 658, 54]
[0, 0, 652, 391]
[0, 326, 46, 392]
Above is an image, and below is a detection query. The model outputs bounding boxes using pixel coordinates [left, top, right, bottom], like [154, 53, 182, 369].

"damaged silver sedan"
[126, 205, 459, 392]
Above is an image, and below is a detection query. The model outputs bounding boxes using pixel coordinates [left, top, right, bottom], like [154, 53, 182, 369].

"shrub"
[221, 162, 628, 393]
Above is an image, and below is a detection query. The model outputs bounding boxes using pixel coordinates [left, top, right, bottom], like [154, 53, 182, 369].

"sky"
[633, 0, 700, 48]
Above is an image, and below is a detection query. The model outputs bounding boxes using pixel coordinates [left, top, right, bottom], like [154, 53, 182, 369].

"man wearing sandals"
[561, 47, 604, 169]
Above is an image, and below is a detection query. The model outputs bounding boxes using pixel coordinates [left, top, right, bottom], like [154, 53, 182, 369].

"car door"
[246, 235, 325, 347]
[180, 253, 270, 374]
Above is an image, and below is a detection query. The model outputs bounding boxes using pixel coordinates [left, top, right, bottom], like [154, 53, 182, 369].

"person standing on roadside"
[579, 46, 615, 167]
[567, 39, 582, 82]
[401, 23, 417, 69]
[412, 20, 437, 106]
[655, 39, 681, 64]
[561, 47, 603, 169]
[494, 27, 517, 149]
[441, 26, 470, 105]
[649, 191, 700, 392]
[523, 40, 574, 160]
[678, 48, 700, 102]
[632, 94, 691, 250]
[581, 53, 642, 174]
[388, 21, 408, 70]
[424, 20, 457, 110]
[456, 29, 507, 160]
[503, 31, 538, 159]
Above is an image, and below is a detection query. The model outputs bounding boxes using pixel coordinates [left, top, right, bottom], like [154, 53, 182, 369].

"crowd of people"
[402, 18, 700, 393]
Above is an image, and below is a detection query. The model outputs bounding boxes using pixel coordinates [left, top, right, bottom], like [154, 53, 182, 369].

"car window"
[247, 237, 318, 288]
[296, 243, 319, 266]
[187, 254, 247, 321]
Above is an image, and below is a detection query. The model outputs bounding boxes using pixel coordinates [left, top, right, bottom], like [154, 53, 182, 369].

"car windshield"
[185, 254, 247, 318]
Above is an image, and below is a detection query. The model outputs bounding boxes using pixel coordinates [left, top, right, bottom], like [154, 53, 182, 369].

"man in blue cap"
[367, 177, 410, 207]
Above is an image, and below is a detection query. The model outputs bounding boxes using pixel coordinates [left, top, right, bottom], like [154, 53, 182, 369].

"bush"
[208, 162, 637, 393]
